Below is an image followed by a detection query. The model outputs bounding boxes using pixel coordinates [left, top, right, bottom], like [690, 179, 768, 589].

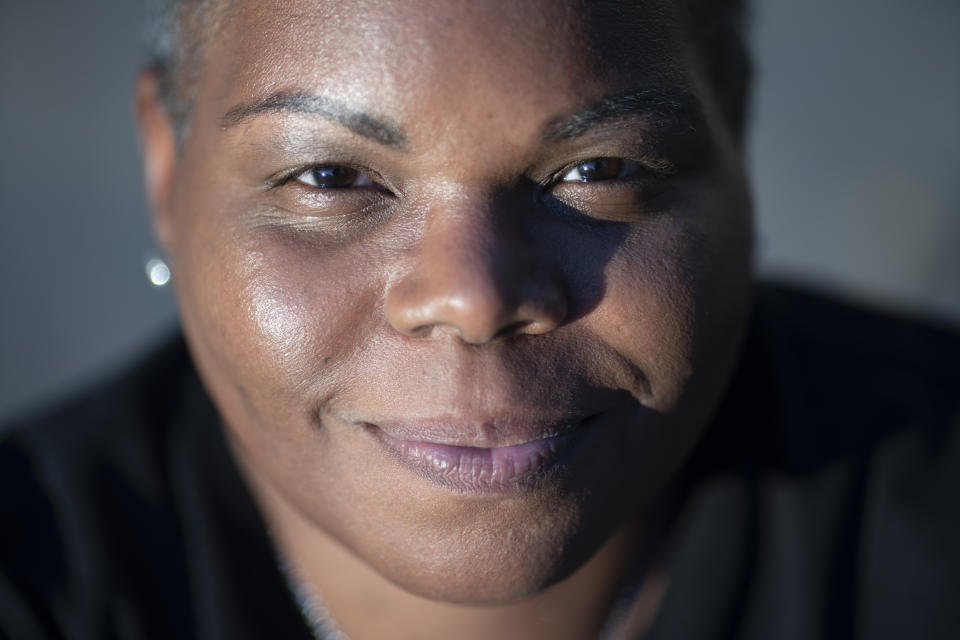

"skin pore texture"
[137, 1, 753, 638]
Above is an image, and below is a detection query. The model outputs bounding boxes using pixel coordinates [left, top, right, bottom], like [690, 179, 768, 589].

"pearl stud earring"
[145, 257, 171, 287]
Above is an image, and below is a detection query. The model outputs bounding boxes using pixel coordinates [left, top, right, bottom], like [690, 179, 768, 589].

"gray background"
[1, 0, 958, 422]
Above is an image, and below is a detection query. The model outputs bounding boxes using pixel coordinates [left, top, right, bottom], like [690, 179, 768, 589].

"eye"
[294, 165, 378, 189]
[560, 158, 638, 183]
[543, 155, 675, 225]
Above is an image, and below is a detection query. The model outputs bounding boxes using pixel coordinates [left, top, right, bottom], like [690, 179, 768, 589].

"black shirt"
[2, 285, 959, 639]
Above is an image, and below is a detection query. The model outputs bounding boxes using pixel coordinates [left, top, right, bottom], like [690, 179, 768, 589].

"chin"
[313, 449, 646, 607]
[361, 513, 609, 605]
[385, 564, 561, 605]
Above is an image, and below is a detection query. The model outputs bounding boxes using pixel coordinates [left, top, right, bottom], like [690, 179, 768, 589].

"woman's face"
[146, 0, 752, 602]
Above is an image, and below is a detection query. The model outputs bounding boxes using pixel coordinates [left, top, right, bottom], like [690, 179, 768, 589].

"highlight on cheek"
[245, 275, 312, 357]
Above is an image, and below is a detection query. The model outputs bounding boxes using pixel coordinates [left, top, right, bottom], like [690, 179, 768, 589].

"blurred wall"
[749, 0, 960, 318]
[1, 0, 958, 422]
[0, 1, 175, 422]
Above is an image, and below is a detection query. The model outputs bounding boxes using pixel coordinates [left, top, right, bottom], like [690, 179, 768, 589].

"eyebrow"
[221, 88, 701, 151]
[222, 91, 407, 150]
[541, 89, 703, 142]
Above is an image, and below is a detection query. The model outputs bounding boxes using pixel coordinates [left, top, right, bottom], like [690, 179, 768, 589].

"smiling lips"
[360, 413, 603, 493]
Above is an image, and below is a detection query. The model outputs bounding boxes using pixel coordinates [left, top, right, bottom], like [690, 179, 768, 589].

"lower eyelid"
[549, 174, 672, 205]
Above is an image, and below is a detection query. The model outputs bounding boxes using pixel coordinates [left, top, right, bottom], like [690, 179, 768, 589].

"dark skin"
[137, 0, 753, 637]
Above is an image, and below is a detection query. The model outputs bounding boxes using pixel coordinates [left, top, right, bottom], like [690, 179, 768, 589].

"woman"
[2, 1, 958, 638]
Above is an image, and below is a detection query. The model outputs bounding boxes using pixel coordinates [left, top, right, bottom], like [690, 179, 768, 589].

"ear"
[135, 69, 178, 253]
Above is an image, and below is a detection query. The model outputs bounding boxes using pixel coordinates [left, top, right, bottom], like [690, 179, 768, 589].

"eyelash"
[273, 164, 387, 191]
[276, 156, 671, 194]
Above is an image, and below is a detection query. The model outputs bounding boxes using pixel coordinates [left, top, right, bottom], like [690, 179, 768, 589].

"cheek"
[594, 219, 700, 410]
[176, 221, 384, 417]
[593, 190, 750, 414]
[240, 234, 379, 386]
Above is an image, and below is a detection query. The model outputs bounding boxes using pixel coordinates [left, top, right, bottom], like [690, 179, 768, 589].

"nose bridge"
[384, 193, 567, 343]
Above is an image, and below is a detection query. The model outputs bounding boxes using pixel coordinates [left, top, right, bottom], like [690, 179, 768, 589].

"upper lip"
[347, 410, 604, 448]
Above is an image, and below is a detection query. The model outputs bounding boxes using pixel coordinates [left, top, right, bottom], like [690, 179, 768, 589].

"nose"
[384, 204, 568, 344]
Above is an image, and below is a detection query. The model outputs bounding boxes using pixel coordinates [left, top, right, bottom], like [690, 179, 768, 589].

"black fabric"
[2, 284, 959, 639]
[648, 286, 960, 640]
[0, 336, 313, 640]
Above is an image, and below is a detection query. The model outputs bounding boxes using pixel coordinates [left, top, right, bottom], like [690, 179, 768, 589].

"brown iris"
[563, 158, 631, 182]
[305, 166, 360, 188]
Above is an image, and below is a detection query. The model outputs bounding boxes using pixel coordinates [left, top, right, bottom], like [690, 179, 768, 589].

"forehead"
[205, 0, 697, 130]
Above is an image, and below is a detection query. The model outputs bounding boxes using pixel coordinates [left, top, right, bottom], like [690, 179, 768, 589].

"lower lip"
[366, 421, 596, 494]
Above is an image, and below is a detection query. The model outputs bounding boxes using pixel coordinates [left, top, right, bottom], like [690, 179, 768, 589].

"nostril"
[458, 320, 523, 345]
[498, 320, 534, 338]
[405, 324, 434, 339]
[486, 319, 550, 342]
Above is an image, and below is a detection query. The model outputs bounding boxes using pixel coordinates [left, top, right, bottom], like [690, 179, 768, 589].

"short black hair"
[147, 0, 751, 140]
[146, 0, 233, 140]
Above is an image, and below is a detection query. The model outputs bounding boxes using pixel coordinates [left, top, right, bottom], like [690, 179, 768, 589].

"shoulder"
[1, 334, 194, 510]
[0, 335, 197, 638]
[730, 284, 960, 637]
[0, 337, 311, 640]
[751, 283, 960, 468]
[756, 282, 959, 407]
